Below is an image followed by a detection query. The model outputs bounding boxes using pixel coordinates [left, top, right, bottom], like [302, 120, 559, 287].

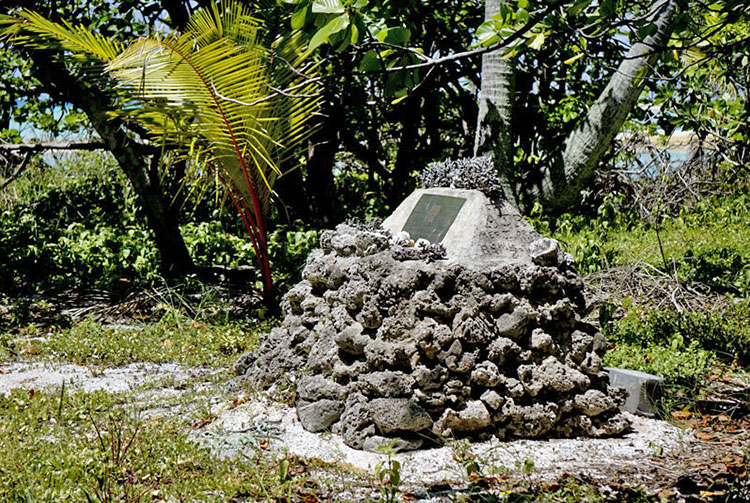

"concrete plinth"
[606, 367, 665, 416]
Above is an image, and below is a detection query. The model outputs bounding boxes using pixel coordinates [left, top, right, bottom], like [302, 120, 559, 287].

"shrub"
[603, 337, 716, 382]
[0, 172, 153, 292]
[604, 301, 750, 365]
[0, 152, 320, 295]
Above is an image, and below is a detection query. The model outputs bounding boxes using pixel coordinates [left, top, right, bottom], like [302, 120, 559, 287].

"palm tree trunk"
[474, 0, 516, 203]
[543, 0, 677, 208]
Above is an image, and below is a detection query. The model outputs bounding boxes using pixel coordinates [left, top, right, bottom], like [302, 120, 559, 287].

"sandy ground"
[0, 360, 700, 496]
[198, 394, 694, 491]
[0, 360, 216, 394]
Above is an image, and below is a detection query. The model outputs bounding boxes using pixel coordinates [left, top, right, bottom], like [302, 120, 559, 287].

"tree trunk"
[303, 92, 340, 227]
[543, 0, 677, 208]
[31, 51, 195, 277]
[474, 0, 516, 203]
[388, 95, 421, 208]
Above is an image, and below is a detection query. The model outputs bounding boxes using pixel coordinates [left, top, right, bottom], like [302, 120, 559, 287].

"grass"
[0, 387, 324, 502]
[44, 317, 255, 368]
[1, 312, 274, 369]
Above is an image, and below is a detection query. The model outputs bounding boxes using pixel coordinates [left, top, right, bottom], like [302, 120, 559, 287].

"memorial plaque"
[402, 194, 466, 243]
[383, 187, 539, 266]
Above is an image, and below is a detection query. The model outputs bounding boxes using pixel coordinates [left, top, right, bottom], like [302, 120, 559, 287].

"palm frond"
[3, 1, 320, 293]
[1, 9, 122, 62]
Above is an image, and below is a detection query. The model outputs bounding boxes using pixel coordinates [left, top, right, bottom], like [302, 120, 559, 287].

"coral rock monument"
[234, 164, 630, 452]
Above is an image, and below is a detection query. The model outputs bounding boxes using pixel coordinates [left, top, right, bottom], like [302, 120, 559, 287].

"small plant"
[452, 439, 489, 491]
[84, 410, 157, 503]
[373, 440, 403, 503]
[515, 457, 535, 491]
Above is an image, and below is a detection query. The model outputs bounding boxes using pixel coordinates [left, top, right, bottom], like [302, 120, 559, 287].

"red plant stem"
[213, 166, 264, 273]
[228, 157, 271, 292]
[222, 179, 261, 250]
[246, 167, 272, 291]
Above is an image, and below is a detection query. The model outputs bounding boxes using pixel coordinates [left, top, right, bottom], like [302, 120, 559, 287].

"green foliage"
[0, 288, 269, 366]
[332, 165, 389, 221]
[604, 337, 716, 383]
[267, 224, 321, 292]
[179, 218, 320, 293]
[528, 194, 639, 274]
[0, 159, 160, 292]
[604, 301, 750, 365]
[0, 0, 151, 139]
[182, 220, 257, 270]
[0, 151, 319, 295]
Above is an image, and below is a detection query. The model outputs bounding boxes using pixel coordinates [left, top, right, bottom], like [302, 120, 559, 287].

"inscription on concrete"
[402, 194, 466, 243]
[476, 202, 528, 261]
[382, 187, 541, 267]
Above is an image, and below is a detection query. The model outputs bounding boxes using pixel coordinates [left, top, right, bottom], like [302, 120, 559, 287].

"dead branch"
[0, 151, 33, 192]
[0, 140, 161, 156]
[585, 262, 722, 315]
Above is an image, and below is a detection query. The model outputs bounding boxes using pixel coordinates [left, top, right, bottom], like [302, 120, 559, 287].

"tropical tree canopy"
[0, 0, 747, 292]
[1, 1, 320, 293]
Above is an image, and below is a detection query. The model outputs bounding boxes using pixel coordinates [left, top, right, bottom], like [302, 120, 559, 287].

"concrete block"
[605, 367, 665, 417]
[382, 188, 539, 267]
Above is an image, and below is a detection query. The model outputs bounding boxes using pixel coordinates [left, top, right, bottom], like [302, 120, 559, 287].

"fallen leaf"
[672, 410, 693, 419]
[657, 488, 675, 499]
[191, 417, 214, 429]
[699, 490, 726, 497]
[230, 396, 250, 408]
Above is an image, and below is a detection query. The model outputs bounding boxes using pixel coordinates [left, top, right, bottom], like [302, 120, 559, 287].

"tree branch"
[382, 0, 566, 73]
[0, 140, 161, 155]
[0, 140, 106, 152]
